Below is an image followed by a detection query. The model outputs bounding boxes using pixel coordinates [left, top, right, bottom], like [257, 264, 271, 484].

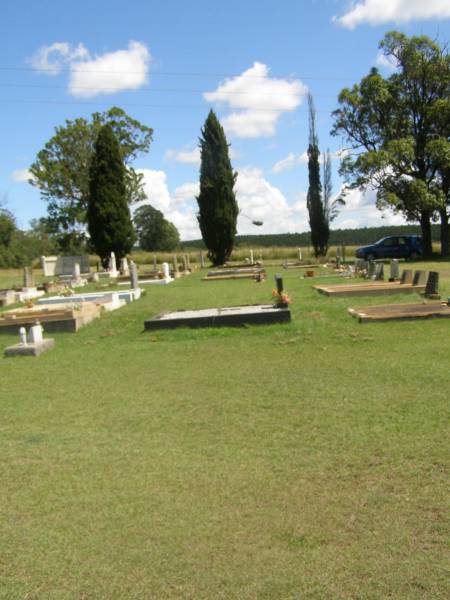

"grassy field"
[1, 261, 449, 599]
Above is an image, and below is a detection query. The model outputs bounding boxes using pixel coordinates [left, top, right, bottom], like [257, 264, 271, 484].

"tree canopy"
[30, 106, 152, 251]
[197, 110, 238, 266]
[134, 204, 180, 251]
[87, 124, 136, 266]
[332, 31, 450, 256]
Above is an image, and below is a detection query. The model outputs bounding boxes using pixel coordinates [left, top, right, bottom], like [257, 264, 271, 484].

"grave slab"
[348, 301, 450, 323]
[0, 303, 101, 334]
[145, 304, 291, 330]
[314, 281, 425, 297]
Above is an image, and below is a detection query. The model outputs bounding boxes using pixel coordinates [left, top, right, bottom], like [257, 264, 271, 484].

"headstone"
[400, 269, 413, 285]
[92, 272, 99, 282]
[342, 245, 346, 263]
[298, 248, 302, 261]
[73, 262, 81, 279]
[367, 261, 376, 279]
[108, 252, 118, 277]
[153, 255, 157, 270]
[390, 259, 400, 281]
[336, 256, 342, 269]
[413, 270, 427, 286]
[130, 261, 139, 289]
[28, 322, 43, 345]
[182, 255, 188, 272]
[173, 255, 179, 277]
[275, 274, 283, 295]
[375, 263, 384, 281]
[41, 255, 90, 277]
[250, 249, 254, 264]
[424, 271, 440, 298]
[199, 251, 205, 268]
[120, 257, 129, 276]
[5, 322, 55, 357]
[23, 267, 34, 288]
[162, 262, 171, 280]
[185, 254, 191, 269]
[19, 327, 27, 346]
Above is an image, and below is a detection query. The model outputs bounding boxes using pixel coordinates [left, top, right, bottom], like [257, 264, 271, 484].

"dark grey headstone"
[413, 270, 427, 286]
[425, 271, 439, 298]
[400, 269, 413, 285]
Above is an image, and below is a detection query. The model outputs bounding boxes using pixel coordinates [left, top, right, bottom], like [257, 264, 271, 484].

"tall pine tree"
[306, 94, 328, 257]
[87, 124, 135, 267]
[197, 110, 238, 265]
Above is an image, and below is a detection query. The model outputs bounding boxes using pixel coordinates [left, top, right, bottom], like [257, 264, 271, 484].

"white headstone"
[73, 262, 81, 279]
[108, 252, 118, 277]
[250, 250, 254, 264]
[92, 272, 99, 282]
[162, 262, 170, 279]
[298, 248, 302, 261]
[19, 327, 27, 346]
[28, 322, 43, 345]
[130, 261, 139, 289]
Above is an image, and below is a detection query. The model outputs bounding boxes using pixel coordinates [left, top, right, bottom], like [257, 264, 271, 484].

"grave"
[145, 274, 291, 330]
[314, 271, 427, 297]
[41, 255, 90, 277]
[37, 290, 133, 311]
[4, 323, 55, 357]
[0, 302, 102, 334]
[348, 301, 450, 323]
[202, 270, 266, 281]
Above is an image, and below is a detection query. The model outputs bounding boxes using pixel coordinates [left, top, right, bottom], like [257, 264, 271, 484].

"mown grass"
[1, 261, 449, 599]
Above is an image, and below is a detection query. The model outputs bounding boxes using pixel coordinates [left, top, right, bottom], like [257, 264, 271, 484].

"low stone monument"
[250, 249, 254, 264]
[375, 263, 384, 281]
[400, 269, 413, 285]
[4, 322, 55, 357]
[130, 261, 139, 289]
[413, 270, 427, 287]
[424, 271, 440, 299]
[108, 252, 119, 278]
[390, 259, 400, 281]
[367, 261, 376, 279]
[161, 262, 172, 281]
[199, 251, 205, 268]
[23, 267, 34, 289]
[70, 261, 86, 287]
[120, 257, 129, 276]
[173, 255, 180, 278]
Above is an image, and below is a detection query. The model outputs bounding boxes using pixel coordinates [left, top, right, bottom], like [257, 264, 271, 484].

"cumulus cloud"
[334, 0, 450, 29]
[11, 169, 35, 183]
[333, 187, 406, 228]
[272, 151, 308, 173]
[135, 169, 201, 240]
[204, 62, 307, 138]
[29, 42, 88, 75]
[165, 148, 201, 165]
[29, 41, 150, 96]
[375, 51, 399, 72]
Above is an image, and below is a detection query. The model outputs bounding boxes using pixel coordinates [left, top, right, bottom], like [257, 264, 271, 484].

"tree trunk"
[420, 210, 433, 258]
[439, 209, 450, 257]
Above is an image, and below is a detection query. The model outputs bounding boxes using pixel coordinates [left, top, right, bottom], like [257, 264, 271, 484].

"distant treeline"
[181, 225, 440, 249]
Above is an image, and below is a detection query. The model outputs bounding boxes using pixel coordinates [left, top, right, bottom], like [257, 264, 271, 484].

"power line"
[0, 98, 337, 112]
[0, 65, 357, 81]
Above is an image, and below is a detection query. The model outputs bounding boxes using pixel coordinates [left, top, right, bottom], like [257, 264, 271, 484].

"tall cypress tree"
[306, 94, 328, 257]
[87, 124, 135, 267]
[197, 110, 238, 265]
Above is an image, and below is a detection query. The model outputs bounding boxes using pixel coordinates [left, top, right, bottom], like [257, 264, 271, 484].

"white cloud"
[204, 62, 307, 138]
[29, 41, 150, 96]
[165, 148, 200, 165]
[69, 41, 150, 97]
[29, 42, 88, 75]
[234, 167, 309, 234]
[334, 0, 450, 29]
[11, 169, 35, 183]
[375, 51, 399, 72]
[272, 151, 308, 173]
[135, 169, 201, 240]
[333, 188, 406, 228]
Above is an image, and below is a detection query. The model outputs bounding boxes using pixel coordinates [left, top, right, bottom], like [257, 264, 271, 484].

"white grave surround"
[37, 288, 142, 310]
[41, 255, 90, 277]
[15, 288, 45, 302]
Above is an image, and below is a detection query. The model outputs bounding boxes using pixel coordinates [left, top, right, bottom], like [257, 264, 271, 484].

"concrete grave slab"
[145, 304, 291, 330]
[348, 301, 450, 323]
[314, 281, 425, 297]
[0, 303, 101, 334]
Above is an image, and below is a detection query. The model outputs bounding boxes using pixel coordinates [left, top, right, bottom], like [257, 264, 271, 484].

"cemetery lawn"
[1, 262, 449, 600]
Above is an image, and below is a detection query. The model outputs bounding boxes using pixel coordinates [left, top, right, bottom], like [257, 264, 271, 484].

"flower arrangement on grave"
[60, 287, 74, 297]
[25, 298, 35, 308]
[272, 288, 291, 307]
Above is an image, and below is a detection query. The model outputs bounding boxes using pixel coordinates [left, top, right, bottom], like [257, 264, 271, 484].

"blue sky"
[2, 0, 450, 239]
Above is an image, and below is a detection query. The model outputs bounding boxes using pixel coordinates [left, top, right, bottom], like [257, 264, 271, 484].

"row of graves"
[314, 258, 450, 323]
[202, 249, 267, 282]
[0, 251, 194, 357]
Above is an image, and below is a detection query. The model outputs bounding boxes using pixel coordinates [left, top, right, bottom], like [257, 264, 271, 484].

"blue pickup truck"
[355, 235, 423, 261]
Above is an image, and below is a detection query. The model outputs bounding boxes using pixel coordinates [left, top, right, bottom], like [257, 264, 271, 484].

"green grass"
[1, 262, 449, 599]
